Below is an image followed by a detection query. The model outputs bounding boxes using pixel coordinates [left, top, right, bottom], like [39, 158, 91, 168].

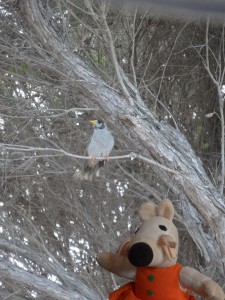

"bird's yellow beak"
[89, 120, 97, 125]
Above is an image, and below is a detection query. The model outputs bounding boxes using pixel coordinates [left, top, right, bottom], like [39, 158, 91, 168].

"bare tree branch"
[0, 259, 95, 300]
[10, 0, 225, 275]
[205, 18, 225, 195]
[1, 2, 225, 298]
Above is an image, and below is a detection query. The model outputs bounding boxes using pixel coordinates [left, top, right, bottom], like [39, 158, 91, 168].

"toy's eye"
[135, 228, 139, 234]
[159, 225, 167, 231]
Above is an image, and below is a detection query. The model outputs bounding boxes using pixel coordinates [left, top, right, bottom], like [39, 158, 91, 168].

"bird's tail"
[74, 168, 93, 181]
[83, 160, 106, 179]
[82, 163, 95, 180]
[74, 160, 106, 181]
[98, 160, 106, 169]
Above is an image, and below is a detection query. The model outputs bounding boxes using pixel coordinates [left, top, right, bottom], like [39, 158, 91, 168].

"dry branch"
[15, 0, 225, 275]
[0, 259, 95, 300]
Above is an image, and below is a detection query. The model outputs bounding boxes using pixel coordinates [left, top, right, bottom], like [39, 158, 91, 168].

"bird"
[79, 119, 114, 180]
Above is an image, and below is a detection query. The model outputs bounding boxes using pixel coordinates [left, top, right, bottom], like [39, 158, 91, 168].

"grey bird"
[81, 119, 114, 180]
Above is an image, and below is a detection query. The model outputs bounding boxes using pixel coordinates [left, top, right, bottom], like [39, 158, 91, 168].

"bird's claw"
[104, 154, 110, 162]
[89, 155, 97, 161]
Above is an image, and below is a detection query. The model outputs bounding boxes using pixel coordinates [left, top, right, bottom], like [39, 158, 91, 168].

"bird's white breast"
[87, 128, 114, 157]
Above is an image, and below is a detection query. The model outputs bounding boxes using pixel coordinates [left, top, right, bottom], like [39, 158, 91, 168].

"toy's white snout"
[128, 214, 179, 268]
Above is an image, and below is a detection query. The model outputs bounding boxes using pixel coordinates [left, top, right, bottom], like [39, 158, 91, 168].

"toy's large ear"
[157, 199, 174, 220]
[139, 202, 157, 221]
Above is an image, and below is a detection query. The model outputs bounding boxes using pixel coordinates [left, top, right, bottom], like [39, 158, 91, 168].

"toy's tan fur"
[97, 199, 225, 300]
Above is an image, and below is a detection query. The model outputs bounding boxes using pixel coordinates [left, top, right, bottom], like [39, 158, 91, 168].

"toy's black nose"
[128, 242, 153, 267]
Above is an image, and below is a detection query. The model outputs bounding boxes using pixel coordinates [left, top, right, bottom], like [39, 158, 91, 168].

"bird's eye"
[97, 120, 104, 128]
[159, 225, 167, 231]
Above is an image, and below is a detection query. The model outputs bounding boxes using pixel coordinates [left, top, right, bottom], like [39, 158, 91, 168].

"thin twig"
[2, 289, 22, 300]
[130, 8, 138, 89]
[205, 18, 225, 195]
[1, 143, 188, 177]
[101, 6, 134, 106]
[0, 107, 99, 119]
[145, 84, 179, 129]
[156, 22, 191, 104]
[117, 162, 162, 201]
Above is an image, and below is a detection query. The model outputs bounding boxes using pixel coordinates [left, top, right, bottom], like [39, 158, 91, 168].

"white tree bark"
[0, 239, 97, 300]
[0, 259, 95, 300]
[16, 0, 225, 277]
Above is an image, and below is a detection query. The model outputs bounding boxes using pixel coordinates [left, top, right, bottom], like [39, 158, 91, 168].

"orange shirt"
[110, 264, 196, 300]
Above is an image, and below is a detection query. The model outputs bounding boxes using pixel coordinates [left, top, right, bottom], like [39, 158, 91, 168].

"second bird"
[83, 119, 114, 180]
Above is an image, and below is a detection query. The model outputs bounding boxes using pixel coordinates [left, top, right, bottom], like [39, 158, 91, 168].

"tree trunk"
[0, 237, 98, 299]
[1, 0, 213, 288]
[0, 259, 95, 300]
[17, 0, 225, 277]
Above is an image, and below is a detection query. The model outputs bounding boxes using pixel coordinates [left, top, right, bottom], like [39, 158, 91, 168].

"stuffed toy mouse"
[97, 199, 225, 300]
